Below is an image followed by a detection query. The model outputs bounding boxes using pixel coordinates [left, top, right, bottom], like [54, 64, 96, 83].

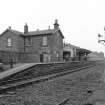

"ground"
[0, 61, 104, 105]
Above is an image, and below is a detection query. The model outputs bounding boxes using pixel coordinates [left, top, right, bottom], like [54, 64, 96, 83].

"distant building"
[0, 20, 64, 63]
[63, 43, 77, 61]
[63, 43, 91, 61]
[87, 52, 105, 61]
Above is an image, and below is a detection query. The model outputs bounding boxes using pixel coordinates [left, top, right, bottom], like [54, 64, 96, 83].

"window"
[7, 38, 12, 46]
[25, 37, 32, 46]
[42, 36, 47, 46]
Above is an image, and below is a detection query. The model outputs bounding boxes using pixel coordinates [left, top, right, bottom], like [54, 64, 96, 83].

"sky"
[0, 0, 105, 53]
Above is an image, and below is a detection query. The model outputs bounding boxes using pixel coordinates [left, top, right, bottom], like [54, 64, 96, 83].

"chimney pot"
[24, 23, 28, 34]
[55, 19, 58, 24]
[37, 29, 39, 31]
[54, 19, 59, 30]
[8, 26, 11, 29]
[48, 26, 50, 29]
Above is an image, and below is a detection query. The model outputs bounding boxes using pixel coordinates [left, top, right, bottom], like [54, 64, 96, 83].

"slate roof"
[63, 43, 83, 50]
[22, 29, 64, 38]
[69, 44, 80, 49]
[63, 43, 91, 53]
[0, 29, 23, 36]
[76, 48, 92, 53]
[23, 29, 55, 36]
[10, 29, 23, 35]
[0, 28, 64, 38]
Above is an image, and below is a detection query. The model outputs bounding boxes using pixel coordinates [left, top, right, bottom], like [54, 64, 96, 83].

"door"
[40, 54, 43, 62]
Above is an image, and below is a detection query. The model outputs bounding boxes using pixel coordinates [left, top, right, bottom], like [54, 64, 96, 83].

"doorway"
[40, 53, 50, 62]
[40, 54, 43, 62]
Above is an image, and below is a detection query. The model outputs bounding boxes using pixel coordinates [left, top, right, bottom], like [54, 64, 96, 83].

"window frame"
[25, 37, 32, 46]
[7, 38, 12, 47]
[42, 36, 48, 46]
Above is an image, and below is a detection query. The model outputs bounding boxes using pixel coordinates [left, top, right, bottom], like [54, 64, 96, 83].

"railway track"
[0, 61, 101, 94]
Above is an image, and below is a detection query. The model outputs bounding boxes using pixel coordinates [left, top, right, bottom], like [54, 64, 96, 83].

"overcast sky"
[0, 0, 105, 53]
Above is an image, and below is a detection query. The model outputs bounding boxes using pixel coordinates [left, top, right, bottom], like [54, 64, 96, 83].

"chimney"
[54, 19, 59, 30]
[24, 23, 28, 34]
[8, 26, 11, 30]
[48, 26, 50, 29]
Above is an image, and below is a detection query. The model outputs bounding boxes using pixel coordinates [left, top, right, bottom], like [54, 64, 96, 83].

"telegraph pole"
[98, 26, 105, 45]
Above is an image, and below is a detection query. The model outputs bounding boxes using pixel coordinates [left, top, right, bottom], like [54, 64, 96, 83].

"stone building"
[0, 20, 64, 63]
[63, 43, 77, 61]
[63, 43, 91, 61]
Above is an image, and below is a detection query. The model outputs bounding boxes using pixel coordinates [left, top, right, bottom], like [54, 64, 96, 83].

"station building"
[63, 43, 91, 61]
[0, 20, 64, 63]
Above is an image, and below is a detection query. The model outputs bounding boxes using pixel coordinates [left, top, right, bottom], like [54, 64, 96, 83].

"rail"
[0, 61, 100, 94]
[0, 61, 96, 85]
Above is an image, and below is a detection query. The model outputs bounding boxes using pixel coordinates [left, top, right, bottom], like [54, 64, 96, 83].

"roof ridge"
[10, 29, 23, 34]
[23, 29, 56, 36]
[28, 28, 55, 32]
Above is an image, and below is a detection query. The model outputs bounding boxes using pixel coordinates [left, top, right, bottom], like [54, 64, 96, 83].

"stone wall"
[0, 29, 64, 63]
